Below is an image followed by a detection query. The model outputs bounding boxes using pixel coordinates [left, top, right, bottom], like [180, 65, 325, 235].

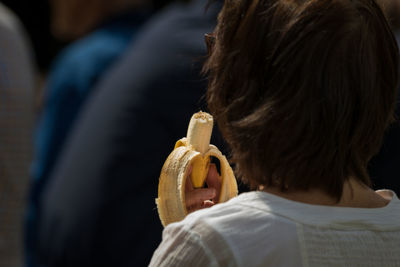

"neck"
[261, 178, 390, 208]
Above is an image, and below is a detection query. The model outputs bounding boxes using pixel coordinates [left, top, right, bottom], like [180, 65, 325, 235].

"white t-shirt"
[150, 190, 400, 267]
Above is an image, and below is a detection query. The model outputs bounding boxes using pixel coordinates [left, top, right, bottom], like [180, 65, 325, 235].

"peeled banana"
[156, 112, 238, 227]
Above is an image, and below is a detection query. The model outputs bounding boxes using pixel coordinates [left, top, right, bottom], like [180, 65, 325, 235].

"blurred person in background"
[34, 0, 225, 265]
[26, 0, 154, 265]
[0, 2, 35, 266]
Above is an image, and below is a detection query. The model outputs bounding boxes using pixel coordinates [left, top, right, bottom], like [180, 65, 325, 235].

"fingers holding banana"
[185, 164, 221, 214]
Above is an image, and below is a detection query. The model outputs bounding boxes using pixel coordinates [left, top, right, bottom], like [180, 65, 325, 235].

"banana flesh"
[156, 112, 238, 227]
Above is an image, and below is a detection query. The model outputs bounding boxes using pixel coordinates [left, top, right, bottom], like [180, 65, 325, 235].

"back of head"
[205, 0, 399, 199]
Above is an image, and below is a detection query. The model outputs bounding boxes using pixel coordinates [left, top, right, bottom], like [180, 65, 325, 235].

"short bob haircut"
[204, 0, 399, 200]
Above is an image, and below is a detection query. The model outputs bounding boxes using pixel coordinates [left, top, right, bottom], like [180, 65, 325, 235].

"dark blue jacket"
[27, 10, 151, 267]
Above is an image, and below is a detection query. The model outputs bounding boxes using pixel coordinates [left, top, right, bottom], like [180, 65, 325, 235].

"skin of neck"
[260, 178, 390, 208]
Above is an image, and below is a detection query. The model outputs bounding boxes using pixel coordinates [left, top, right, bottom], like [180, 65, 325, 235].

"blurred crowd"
[0, 0, 398, 266]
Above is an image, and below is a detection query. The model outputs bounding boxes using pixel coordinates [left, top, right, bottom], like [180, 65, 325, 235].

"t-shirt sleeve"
[149, 223, 217, 267]
[149, 218, 238, 267]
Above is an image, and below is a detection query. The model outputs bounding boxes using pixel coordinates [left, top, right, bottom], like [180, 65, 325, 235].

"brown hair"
[378, 0, 400, 29]
[204, 0, 399, 199]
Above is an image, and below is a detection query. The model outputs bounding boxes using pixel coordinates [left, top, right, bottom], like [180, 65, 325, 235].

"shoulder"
[150, 211, 238, 267]
[186, 192, 300, 244]
[184, 191, 297, 227]
[151, 192, 300, 267]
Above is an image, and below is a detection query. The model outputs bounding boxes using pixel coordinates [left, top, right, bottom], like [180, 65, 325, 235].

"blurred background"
[2, 0, 63, 70]
[0, 0, 399, 266]
[0, 1, 54, 265]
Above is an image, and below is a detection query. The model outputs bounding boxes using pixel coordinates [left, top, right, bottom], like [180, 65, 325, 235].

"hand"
[185, 163, 222, 214]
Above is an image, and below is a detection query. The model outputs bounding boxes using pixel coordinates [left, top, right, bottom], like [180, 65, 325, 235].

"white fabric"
[150, 190, 400, 267]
